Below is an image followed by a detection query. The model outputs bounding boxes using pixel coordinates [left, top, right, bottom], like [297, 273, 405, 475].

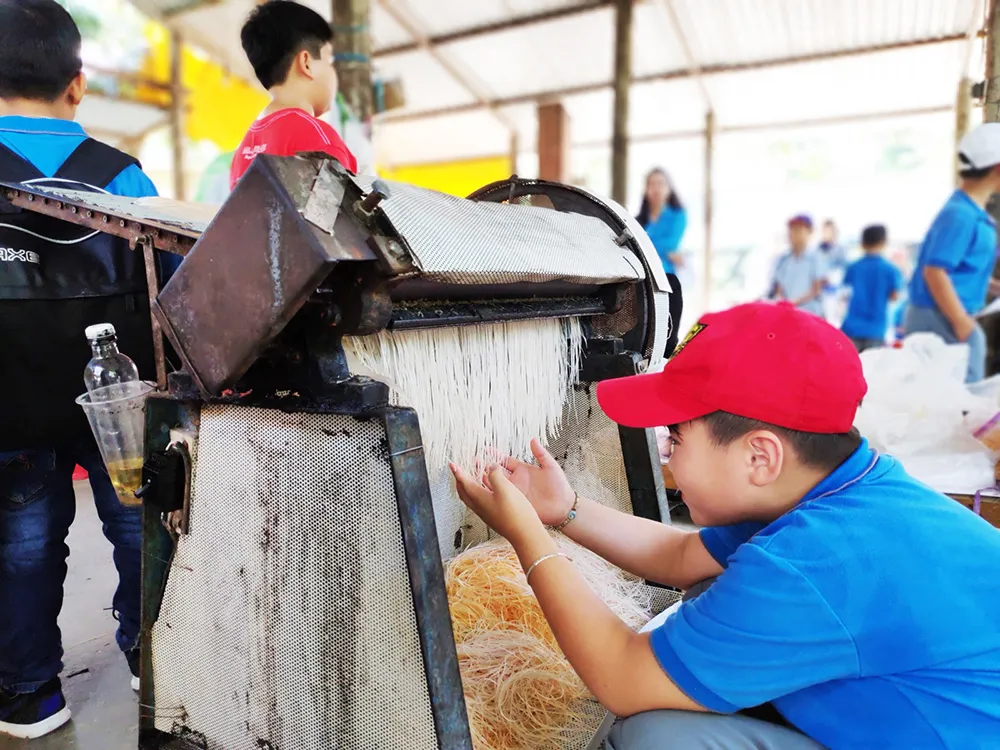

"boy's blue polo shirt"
[909, 189, 996, 315]
[0, 116, 179, 277]
[841, 254, 903, 341]
[650, 440, 1000, 749]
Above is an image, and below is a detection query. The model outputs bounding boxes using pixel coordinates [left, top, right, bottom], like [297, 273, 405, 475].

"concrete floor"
[0, 481, 138, 750]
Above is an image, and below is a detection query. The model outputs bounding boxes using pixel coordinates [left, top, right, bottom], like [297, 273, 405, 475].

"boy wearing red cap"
[452, 302, 1000, 749]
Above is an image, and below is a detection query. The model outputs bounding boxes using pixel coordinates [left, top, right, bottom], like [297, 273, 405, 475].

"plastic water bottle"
[82, 323, 144, 504]
[84, 323, 139, 391]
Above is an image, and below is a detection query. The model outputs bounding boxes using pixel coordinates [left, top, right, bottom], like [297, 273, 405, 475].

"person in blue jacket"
[636, 167, 687, 275]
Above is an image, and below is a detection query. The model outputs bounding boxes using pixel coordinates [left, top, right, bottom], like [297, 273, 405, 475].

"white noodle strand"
[344, 319, 583, 474]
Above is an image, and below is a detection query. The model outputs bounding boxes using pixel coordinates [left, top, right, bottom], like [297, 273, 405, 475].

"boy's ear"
[295, 49, 314, 80]
[66, 72, 87, 107]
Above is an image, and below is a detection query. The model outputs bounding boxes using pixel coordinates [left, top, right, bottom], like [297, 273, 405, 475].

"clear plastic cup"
[76, 381, 154, 506]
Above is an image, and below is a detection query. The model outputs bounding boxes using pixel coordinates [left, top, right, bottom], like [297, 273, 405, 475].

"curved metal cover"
[467, 178, 675, 365]
[351, 174, 645, 286]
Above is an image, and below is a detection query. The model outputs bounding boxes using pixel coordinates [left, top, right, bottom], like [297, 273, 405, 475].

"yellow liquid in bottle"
[105, 458, 144, 506]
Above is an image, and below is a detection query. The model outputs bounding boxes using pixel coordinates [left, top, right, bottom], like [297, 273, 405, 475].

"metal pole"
[611, 0, 632, 204]
[169, 30, 185, 201]
[702, 109, 715, 312]
[333, 0, 374, 123]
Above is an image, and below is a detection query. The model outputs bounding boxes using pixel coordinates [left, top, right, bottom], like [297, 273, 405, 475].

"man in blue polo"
[906, 123, 1000, 382]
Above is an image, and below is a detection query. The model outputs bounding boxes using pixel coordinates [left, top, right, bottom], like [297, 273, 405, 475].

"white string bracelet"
[524, 552, 571, 584]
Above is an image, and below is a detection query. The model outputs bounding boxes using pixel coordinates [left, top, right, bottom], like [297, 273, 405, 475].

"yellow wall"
[138, 24, 269, 152]
[379, 155, 513, 197]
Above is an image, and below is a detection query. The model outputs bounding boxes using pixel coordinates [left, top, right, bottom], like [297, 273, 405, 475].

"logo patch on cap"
[671, 322, 706, 359]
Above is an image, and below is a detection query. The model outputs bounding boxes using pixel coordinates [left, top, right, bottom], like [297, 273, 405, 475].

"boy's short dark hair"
[242, 0, 334, 90]
[699, 411, 862, 473]
[0, 0, 82, 102]
[861, 224, 887, 249]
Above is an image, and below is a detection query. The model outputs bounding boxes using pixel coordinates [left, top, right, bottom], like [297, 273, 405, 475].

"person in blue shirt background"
[841, 224, 903, 352]
[0, 0, 176, 740]
[906, 123, 1000, 383]
[636, 167, 687, 275]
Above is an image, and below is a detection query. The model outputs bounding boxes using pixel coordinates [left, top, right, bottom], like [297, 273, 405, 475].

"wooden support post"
[169, 30, 185, 201]
[611, 0, 633, 204]
[702, 109, 715, 312]
[333, 0, 373, 123]
[956, 77, 973, 183]
[987, 0, 1000, 123]
[537, 103, 570, 182]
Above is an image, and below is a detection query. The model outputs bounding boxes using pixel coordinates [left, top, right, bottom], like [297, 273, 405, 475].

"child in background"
[768, 214, 826, 317]
[230, 0, 357, 190]
[841, 224, 903, 352]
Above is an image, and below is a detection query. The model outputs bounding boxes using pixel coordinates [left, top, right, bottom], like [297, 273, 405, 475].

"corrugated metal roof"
[132, 0, 985, 165]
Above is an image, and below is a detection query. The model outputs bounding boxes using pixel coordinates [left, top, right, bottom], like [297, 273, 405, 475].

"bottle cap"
[85, 323, 116, 341]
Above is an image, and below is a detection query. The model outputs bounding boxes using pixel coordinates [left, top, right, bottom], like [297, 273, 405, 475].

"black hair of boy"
[241, 0, 334, 90]
[0, 0, 82, 102]
[861, 225, 887, 249]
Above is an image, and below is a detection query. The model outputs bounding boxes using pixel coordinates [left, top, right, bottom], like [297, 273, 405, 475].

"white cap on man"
[958, 123, 1000, 170]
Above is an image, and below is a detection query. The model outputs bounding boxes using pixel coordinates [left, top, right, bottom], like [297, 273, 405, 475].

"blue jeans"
[905, 304, 986, 383]
[0, 443, 142, 694]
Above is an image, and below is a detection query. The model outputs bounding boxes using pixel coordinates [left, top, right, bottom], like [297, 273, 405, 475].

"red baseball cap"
[597, 302, 867, 433]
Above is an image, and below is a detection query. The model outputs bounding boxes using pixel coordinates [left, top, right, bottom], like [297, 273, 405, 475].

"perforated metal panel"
[351, 175, 645, 287]
[150, 406, 439, 750]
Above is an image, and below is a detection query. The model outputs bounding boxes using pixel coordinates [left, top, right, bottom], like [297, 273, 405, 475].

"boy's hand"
[450, 463, 544, 544]
[494, 439, 576, 526]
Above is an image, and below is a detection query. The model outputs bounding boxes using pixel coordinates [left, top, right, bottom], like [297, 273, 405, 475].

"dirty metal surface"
[153, 155, 378, 396]
[0, 183, 200, 255]
[149, 406, 440, 749]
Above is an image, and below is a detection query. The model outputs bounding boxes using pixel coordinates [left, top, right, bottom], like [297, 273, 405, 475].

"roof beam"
[377, 33, 967, 125]
[161, 0, 223, 20]
[375, 0, 517, 132]
[381, 104, 956, 169]
[375, 0, 614, 56]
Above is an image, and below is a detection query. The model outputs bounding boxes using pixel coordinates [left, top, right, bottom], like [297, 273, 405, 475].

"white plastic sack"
[854, 333, 998, 495]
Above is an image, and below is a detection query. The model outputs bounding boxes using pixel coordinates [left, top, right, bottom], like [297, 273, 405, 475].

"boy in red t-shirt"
[230, 0, 358, 190]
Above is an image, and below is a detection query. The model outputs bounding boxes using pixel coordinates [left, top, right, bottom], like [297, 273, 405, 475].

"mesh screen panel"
[151, 387, 680, 749]
[151, 406, 438, 750]
[351, 175, 644, 287]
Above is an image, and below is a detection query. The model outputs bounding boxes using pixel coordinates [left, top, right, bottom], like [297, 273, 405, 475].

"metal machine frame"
[3, 156, 680, 750]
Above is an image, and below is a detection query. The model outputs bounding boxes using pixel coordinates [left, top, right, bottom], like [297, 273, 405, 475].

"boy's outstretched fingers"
[449, 462, 492, 510]
[530, 438, 559, 468]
